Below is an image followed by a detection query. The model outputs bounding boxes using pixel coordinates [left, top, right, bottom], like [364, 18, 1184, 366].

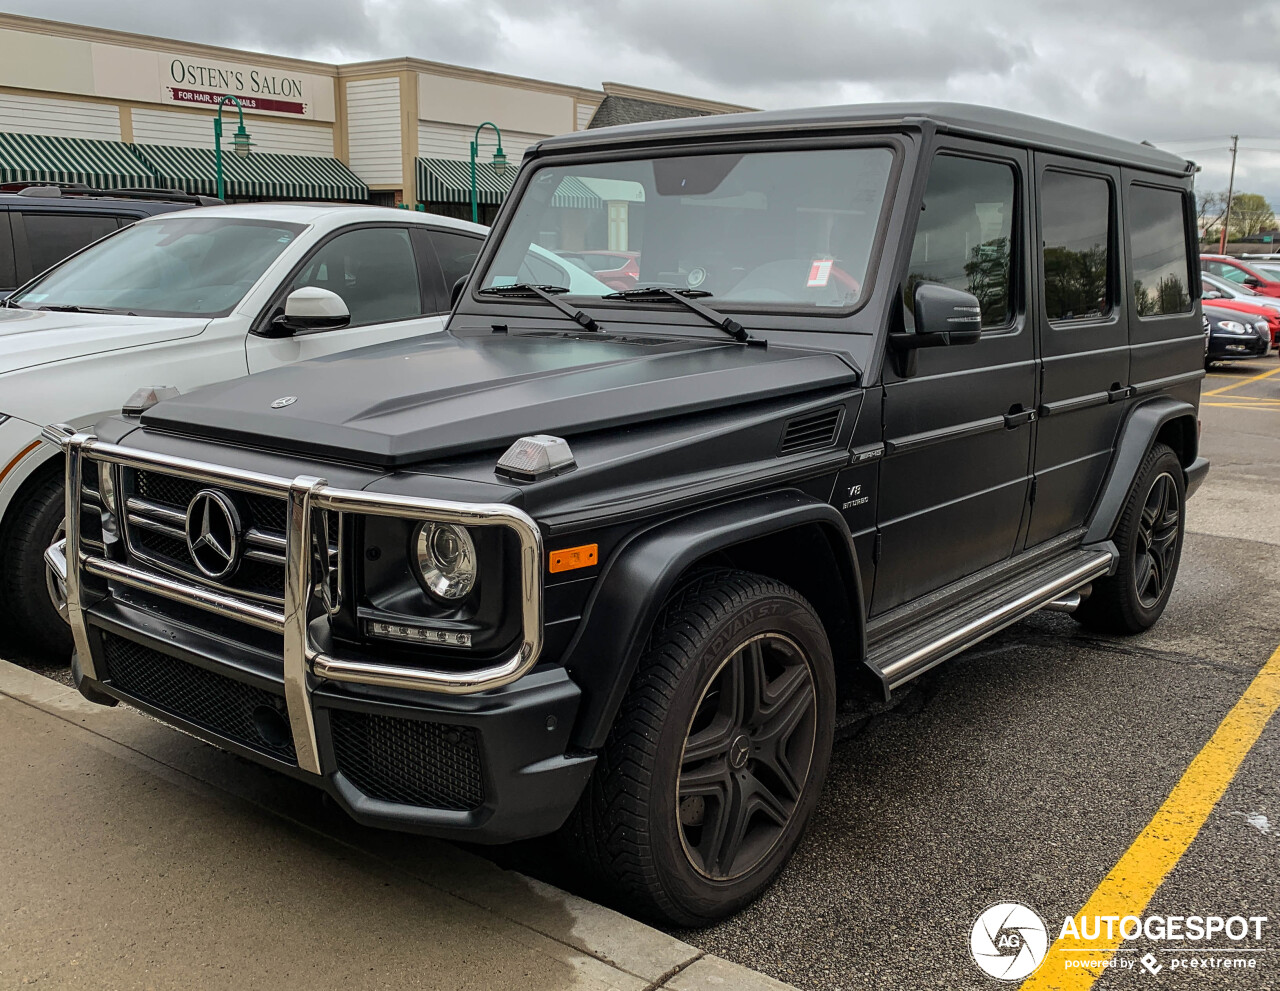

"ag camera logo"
[971, 902, 1049, 981]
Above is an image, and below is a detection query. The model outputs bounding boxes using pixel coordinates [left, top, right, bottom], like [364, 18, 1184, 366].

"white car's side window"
[289, 227, 422, 328]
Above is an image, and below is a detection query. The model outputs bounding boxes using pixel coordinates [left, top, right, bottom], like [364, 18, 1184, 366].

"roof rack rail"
[0, 181, 222, 207]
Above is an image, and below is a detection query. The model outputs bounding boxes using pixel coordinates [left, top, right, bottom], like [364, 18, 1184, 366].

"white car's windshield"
[479, 147, 895, 311]
[11, 216, 305, 317]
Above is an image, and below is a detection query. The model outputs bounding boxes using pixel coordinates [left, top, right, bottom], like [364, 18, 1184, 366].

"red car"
[1200, 254, 1280, 297]
[557, 250, 640, 291]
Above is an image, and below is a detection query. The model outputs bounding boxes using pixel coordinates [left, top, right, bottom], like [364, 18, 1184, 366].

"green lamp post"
[213, 95, 253, 201]
[469, 121, 507, 223]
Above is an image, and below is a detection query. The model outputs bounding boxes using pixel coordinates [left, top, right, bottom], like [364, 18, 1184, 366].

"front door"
[873, 143, 1035, 614]
[246, 224, 447, 373]
[1024, 158, 1130, 547]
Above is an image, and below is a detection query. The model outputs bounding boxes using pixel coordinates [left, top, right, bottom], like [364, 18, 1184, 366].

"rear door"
[1024, 158, 1129, 548]
[246, 224, 450, 372]
[873, 142, 1036, 614]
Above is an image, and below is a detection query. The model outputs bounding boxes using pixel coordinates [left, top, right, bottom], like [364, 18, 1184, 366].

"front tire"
[0, 474, 73, 658]
[1075, 442, 1185, 635]
[567, 570, 835, 926]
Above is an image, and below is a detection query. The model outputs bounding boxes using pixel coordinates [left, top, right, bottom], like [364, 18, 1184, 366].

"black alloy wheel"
[1133, 471, 1180, 610]
[677, 632, 818, 881]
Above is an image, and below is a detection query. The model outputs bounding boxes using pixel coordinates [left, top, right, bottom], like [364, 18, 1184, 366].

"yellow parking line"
[1203, 365, 1280, 396]
[1203, 403, 1280, 413]
[1021, 642, 1280, 990]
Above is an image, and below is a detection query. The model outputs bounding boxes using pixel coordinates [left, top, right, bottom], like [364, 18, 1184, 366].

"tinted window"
[20, 212, 119, 277]
[0, 213, 14, 291]
[908, 154, 1017, 328]
[12, 216, 302, 317]
[1211, 260, 1251, 284]
[1042, 171, 1112, 322]
[429, 229, 483, 297]
[1129, 185, 1191, 316]
[291, 227, 420, 327]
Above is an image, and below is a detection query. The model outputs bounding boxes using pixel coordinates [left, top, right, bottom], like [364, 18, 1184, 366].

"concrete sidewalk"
[0, 659, 796, 991]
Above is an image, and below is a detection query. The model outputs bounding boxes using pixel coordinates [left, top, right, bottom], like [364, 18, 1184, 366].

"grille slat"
[330, 710, 485, 812]
[102, 634, 296, 762]
[780, 407, 843, 455]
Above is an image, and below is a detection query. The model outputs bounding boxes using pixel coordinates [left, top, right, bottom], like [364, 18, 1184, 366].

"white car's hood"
[0, 307, 208, 374]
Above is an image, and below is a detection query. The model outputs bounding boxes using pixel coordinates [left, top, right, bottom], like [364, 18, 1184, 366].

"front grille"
[330, 709, 484, 811]
[102, 634, 296, 762]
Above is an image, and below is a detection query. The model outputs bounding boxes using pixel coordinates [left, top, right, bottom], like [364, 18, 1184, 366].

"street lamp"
[213, 94, 253, 201]
[470, 121, 507, 224]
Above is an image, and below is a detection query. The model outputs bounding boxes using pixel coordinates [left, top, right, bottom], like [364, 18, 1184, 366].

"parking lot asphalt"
[4, 358, 1279, 991]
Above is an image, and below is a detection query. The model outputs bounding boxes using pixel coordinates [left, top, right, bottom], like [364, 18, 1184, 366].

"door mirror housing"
[1203, 289, 1223, 300]
[269, 287, 351, 337]
[892, 283, 984, 350]
[1243, 276, 1262, 288]
[451, 275, 468, 309]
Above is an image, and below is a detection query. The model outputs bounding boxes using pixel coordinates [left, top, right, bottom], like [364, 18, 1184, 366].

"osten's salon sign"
[165, 58, 311, 115]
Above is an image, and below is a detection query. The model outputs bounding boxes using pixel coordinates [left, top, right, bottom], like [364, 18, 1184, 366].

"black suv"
[47, 104, 1208, 925]
[0, 183, 217, 297]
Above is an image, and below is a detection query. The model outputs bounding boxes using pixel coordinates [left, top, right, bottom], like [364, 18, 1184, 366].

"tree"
[1227, 192, 1276, 240]
[1197, 189, 1228, 239]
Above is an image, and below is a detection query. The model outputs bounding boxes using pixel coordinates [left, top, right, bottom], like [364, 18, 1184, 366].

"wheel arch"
[1083, 397, 1198, 545]
[562, 488, 866, 751]
[0, 445, 64, 545]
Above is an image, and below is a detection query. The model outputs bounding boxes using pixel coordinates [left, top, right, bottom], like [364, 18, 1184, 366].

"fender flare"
[1083, 396, 1199, 545]
[562, 487, 865, 750]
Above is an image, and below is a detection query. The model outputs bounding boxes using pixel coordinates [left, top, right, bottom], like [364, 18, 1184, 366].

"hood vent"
[779, 406, 843, 456]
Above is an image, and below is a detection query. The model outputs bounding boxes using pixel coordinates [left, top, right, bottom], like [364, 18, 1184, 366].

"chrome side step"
[866, 549, 1115, 695]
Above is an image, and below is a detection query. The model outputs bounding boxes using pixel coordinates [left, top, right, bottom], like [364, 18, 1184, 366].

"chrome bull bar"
[43, 425, 545, 776]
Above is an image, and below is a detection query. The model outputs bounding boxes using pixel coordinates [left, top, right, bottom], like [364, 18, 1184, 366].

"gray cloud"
[7, 0, 1280, 202]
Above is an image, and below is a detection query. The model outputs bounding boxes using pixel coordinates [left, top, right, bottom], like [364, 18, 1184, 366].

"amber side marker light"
[549, 544, 598, 574]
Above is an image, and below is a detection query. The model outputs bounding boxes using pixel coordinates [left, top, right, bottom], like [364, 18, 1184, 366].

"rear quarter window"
[1129, 185, 1192, 316]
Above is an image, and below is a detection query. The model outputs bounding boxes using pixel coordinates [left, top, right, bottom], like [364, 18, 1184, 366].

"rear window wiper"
[603, 287, 755, 344]
[477, 283, 602, 332]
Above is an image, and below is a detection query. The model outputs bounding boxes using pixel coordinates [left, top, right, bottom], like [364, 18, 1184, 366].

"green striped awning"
[416, 157, 601, 209]
[132, 144, 368, 201]
[0, 132, 159, 188]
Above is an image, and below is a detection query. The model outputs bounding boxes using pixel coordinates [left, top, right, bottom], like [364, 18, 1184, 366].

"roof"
[540, 102, 1193, 176]
[130, 202, 489, 234]
[587, 95, 719, 130]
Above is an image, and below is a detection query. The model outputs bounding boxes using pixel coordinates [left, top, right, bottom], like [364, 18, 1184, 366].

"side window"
[429, 230, 484, 297]
[1219, 263, 1251, 285]
[0, 213, 15, 291]
[290, 227, 421, 327]
[1041, 171, 1113, 323]
[18, 212, 119, 277]
[1129, 185, 1192, 317]
[908, 154, 1017, 329]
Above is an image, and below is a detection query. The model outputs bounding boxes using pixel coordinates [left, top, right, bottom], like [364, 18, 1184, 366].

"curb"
[0, 657, 798, 991]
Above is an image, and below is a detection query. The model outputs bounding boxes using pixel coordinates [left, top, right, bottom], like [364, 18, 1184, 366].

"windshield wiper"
[34, 304, 122, 314]
[477, 284, 602, 332]
[603, 287, 754, 343]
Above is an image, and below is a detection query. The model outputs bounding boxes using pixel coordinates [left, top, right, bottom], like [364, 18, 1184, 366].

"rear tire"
[0, 474, 73, 659]
[1075, 442, 1185, 635]
[565, 570, 835, 926]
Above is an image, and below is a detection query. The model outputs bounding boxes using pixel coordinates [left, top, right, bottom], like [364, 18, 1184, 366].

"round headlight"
[414, 522, 477, 601]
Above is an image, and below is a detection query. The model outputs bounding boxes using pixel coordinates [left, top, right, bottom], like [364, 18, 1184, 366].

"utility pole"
[1219, 135, 1239, 254]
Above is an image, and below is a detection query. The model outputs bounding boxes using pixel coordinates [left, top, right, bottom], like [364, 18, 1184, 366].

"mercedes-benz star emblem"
[185, 489, 242, 580]
[271, 396, 297, 409]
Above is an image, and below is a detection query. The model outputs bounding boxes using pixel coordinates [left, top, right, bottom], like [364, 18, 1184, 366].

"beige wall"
[417, 72, 576, 136]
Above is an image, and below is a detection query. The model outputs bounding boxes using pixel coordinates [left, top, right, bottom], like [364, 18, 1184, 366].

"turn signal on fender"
[549, 544, 598, 574]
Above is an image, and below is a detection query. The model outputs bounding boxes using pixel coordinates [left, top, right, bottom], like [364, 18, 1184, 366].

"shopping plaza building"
[0, 13, 749, 219]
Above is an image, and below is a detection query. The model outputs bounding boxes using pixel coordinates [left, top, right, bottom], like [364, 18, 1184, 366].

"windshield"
[12, 216, 305, 317]
[479, 147, 895, 311]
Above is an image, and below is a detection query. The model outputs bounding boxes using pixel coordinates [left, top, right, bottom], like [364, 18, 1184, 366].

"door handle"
[1107, 384, 1134, 403]
[1004, 407, 1037, 429]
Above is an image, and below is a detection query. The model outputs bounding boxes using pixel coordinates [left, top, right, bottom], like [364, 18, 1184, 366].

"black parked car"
[1203, 302, 1272, 366]
[0, 183, 218, 298]
[46, 103, 1208, 925]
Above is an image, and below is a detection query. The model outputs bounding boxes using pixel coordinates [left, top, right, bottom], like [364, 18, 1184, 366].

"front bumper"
[46, 427, 595, 842]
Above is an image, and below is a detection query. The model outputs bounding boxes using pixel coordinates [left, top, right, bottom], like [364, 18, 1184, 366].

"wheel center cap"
[729, 734, 751, 769]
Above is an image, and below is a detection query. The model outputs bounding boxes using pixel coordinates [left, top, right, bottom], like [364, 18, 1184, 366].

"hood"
[0, 307, 207, 375]
[141, 330, 860, 468]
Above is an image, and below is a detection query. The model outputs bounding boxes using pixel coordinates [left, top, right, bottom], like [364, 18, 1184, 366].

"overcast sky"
[9, 0, 1280, 208]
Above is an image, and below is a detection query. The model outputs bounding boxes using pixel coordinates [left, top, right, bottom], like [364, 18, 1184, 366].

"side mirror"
[892, 283, 983, 350]
[1203, 289, 1223, 300]
[1244, 276, 1262, 288]
[451, 276, 468, 309]
[269, 287, 350, 336]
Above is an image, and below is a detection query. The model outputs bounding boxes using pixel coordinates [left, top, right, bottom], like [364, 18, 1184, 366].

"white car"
[0, 203, 500, 655]
[1201, 270, 1280, 315]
